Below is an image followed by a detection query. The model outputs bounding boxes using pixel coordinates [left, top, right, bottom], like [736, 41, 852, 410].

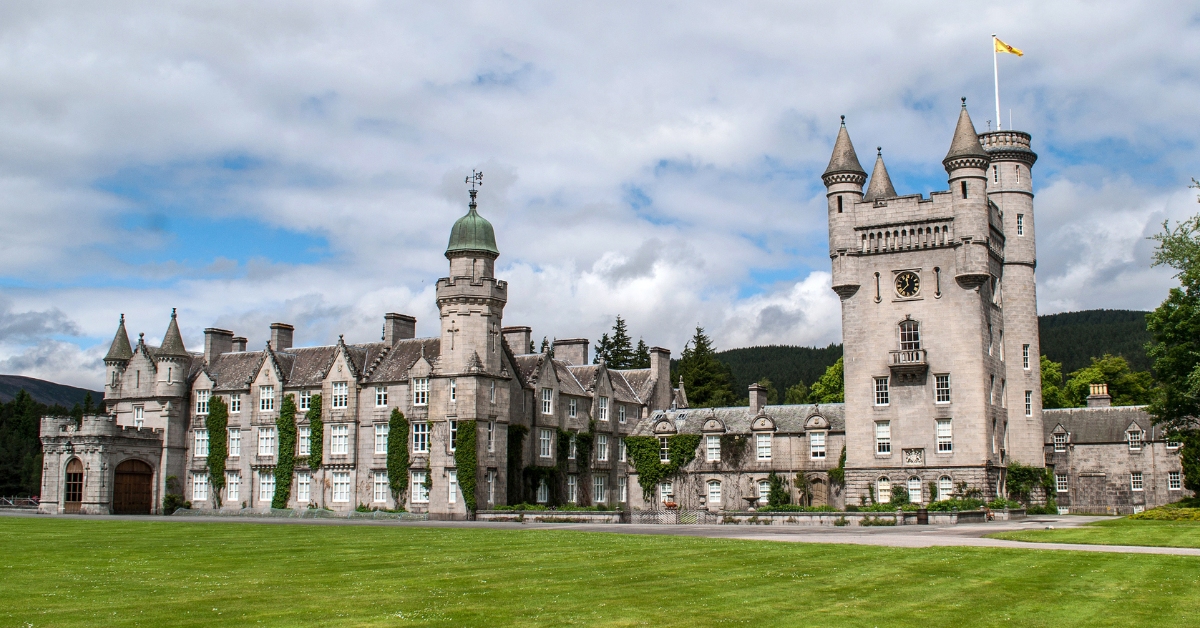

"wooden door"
[113, 459, 154, 514]
[64, 459, 83, 514]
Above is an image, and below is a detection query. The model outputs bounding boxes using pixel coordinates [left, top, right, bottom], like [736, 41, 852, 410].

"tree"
[1063, 354, 1154, 407]
[387, 408, 409, 507]
[676, 326, 737, 408]
[784, 381, 809, 405]
[756, 378, 778, 405]
[766, 471, 789, 507]
[1041, 355, 1070, 409]
[539, 336, 554, 357]
[632, 339, 651, 369]
[206, 396, 228, 507]
[594, 315, 635, 368]
[808, 357, 844, 403]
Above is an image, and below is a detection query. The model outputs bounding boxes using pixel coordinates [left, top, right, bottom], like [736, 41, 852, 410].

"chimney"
[384, 313, 416, 344]
[503, 326, 532, 354]
[269, 323, 294, 351]
[749, 383, 767, 415]
[553, 338, 589, 366]
[649, 347, 672, 412]
[231, 336, 247, 352]
[1087, 383, 1112, 408]
[203, 328, 234, 364]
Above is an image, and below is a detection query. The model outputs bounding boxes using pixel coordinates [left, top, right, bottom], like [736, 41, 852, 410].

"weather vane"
[465, 170, 483, 209]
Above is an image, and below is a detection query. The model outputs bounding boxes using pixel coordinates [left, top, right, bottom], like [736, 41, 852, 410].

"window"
[1022, 344, 1030, 370]
[1131, 472, 1143, 491]
[449, 420, 458, 452]
[597, 434, 609, 461]
[332, 472, 350, 502]
[707, 480, 722, 505]
[660, 437, 671, 463]
[876, 477, 892, 503]
[989, 375, 995, 404]
[935, 375, 951, 403]
[876, 422, 891, 455]
[1001, 379, 1006, 408]
[1128, 431, 1143, 451]
[619, 438, 627, 462]
[413, 423, 429, 453]
[412, 378, 429, 406]
[594, 476, 607, 503]
[1016, 214, 1024, 235]
[598, 396, 609, 421]
[487, 421, 495, 453]
[258, 427, 276, 456]
[1168, 439, 1182, 449]
[332, 382, 348, 409]
[298, 391, 309, 411]
[196, 390, 210, 415]
[1170, 471, 1182, 490]
[568, 432, 577, 460]
[810, 432, 826, 459]
[936, 419, 953, 453]
[567, 475, 578, 503]
[907, 477, 922, 504]
[999, 331, 1004, 361]
[489, 381, 495, 404]
[536, 479, 549, 503]
[227, 471, 240, 502]
[412, 471, 429, 503]
[1053, 433, 1067, 452]
[259, 471, 275, 503]
[540, 388, 553, 414]
[757, 433, 772, 460]
[757, 480, 769, 504]
[229, 428, 241, 457]
[194, 430, 209, 457]
[193, 473, 209, 501]
[618, 404, 627, 423]
[874, 377, 890, 406]
[259, 385, 275, 411]
[296, 471, 310, 503]
[375, 386, 388, 407]
[1056, 473, 1068, 493]
[487, 470, 496, 504]
[938, 476, 953, 500]
[619, 476, 628, 502]
[1015, 166, 1021, 185]
[330, 424, 349, 455]
[231, 393, 241, 413]
[568, 398, 577, 418]
[373, 472, 389, 503]
[993, 164, 999, 183]
[706, 435, 721, 462]
[1025, 391, 1033, 416]
[450, 379, 456, 403]
[539, 429, 553, 458]
[375, 424, 389, 454]
[134, 405, 144, 429]
[661, 481, 675, 502]
[837, 195, 843, 213]
[961, 180, 968, 198]
[298, 427, 310, 456]
[899, 320, 920, 350]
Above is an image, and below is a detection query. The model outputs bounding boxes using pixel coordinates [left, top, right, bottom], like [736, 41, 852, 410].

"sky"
[0, 1, 1198, 389]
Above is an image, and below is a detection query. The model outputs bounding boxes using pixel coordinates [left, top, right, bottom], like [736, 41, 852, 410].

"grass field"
[2, 518, 1200, 627]
[991, 517, 1200, 548]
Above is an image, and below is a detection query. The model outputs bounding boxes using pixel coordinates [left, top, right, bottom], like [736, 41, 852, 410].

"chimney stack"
[383, 313, 416, 344]
[553, 338, 589, 366]
[203, 328, 234, 364]
[649, 347, 672, 412]
[503, 326, 532, 354]
[269, 323, 294, 351]
[749, 383, 767, 415]
[1087, 383, 1112, 408]
[231, 336, 247, 352]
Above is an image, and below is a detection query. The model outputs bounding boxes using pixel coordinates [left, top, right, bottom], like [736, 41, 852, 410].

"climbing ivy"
[387, 408, 409, 505]
[205, 396, 228, 507]
[507, 425, 528, 503]
[625, 434, 702, 500]
[306, 394, 323, 469]
[272, 394, 297, 508]
[827, 446, 846, 485]
[454, 420, 478, 512]
[1006, 461, 1054, 505]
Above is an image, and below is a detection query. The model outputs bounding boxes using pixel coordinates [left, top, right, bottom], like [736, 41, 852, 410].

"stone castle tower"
[824, 100, 1043, 504]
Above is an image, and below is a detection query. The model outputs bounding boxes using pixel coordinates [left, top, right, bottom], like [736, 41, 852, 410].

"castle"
[39, 103, 1190, 517]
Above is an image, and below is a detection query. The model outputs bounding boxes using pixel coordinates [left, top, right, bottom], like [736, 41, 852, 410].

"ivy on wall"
[454, 420, 478, 512]
[827, 446, 846, 485]
[306, 394, 323, 469]
[387, 408, 409, 505]
[507, 425, 528, 504]
[272, 394, 297, 508]
[1005, 461, 1054, 504]
[625, 434, 702, 500]
[205, 396, 229, 507]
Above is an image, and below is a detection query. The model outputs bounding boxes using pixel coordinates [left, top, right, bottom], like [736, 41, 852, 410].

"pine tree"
[593, 333, 611, 365]
[676, 326, 737, 407]
[540, 336, 554, 357]
[633, 339, 651, 369]
[594, 316, 635, 368]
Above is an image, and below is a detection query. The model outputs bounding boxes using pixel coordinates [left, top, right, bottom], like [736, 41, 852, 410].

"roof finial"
[120, 313, 125, 323]
[139, 332, 144, 342]
[465, 170, 483, 210]
[171, 307, 177, 318]
[877, 146, 882, 156]
[961, 96, 967, 108]
[840, 114, 846, 127]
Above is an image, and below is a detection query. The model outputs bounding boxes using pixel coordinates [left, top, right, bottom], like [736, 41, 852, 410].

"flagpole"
[992, 33, 1001, 130]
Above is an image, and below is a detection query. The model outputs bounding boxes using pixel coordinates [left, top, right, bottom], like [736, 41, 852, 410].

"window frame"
[194, 429, 209, 457]
[1131, 472, 1144, 491]
[373, 471, 389, 503]
[330, 423, 349, 455]
[412, 422, 429, 453]
[374, 423, 389, 455]
[810, 431, 826, 459]
[196, 389, 210, 415]
[331, 381, 348, 409]
[1025, 390, 1033, 417]
[296, 471, 310, 503]
[619, 404, 627, 423]
[597, 433, 609, 462]
[568, 398, 577, 418]
[298, 390, 309, 411]
[412, 378, 429, 407]
[449, 420, 458, 452]
[1169, 471, 1182, 491]
[935, 374, 951, 404]
[756, 433, 772, 461]
[1127, 431, 1143, 451]
[227, 471, 241, 502]
[1022, 344, 1030, 370]
[258, 426, 277, 457]
[659, 436, 671, 463]
[412, 471, 429, 503]
[1055, 473, 1068, 493]
[193, 472, 209, 502]
[259, 470, 275, 503]
[593, 475, 606, 504]
[539, 428, 553, 458]
[1053, 433, 1067, 452]
[375, 386, 388, 407]
[706, 435, 721, 462]
[936, 419, 953, 453]
[298, 426, 310, 456]
[598, 396, 609, 421]
[259, 385, 275, 412]
[874, 377, 890, 406]
[229, 428, 241, 458]
[540, 388, 553, 415]
[875, 421, 892, 455]
[707, 479, 721, 505]
[331, 471, 350, 503]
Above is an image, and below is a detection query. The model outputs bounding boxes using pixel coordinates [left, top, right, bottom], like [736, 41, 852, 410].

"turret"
[104, 314, 134, 394]
[863, 147, 897, 202]
[943, 99, 991, 288]
[823, 117, 867, 300]
[156, 309, 190, 397]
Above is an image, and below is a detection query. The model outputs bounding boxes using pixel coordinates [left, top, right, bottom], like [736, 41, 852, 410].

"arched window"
[64, 459, 83, 513]
[938, 476, 953, 501]
[899, 320, 920, 351]
[876, 477, 892, 504]
[757, 479, 770, 504]
[907, 477, 923, 504]
[707, 480, 722, 505]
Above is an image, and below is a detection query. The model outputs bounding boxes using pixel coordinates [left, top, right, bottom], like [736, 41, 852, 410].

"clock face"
[895, 271, 920, 298]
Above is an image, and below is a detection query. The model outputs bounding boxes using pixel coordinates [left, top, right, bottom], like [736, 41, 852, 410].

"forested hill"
[713, 309, 1155, 395]
[0, 375, 103, 407]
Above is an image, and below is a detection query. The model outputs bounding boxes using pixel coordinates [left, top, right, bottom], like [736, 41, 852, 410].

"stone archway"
[113, 459, 154, 514]
[64, 459, 84, 514]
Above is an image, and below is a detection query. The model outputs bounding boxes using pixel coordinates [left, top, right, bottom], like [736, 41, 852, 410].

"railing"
[0, 496, 39, 509]
[890, 349, 926, 365]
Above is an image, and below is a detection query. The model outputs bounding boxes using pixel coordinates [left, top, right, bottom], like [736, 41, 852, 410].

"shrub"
[766, 472, 789, 507]
[758, 504, 838, 512]
[1129, 503, 1200, 521]
[1026, 500, 1060, 515]
[987, 497, 1022, 510]
[925, 498, 985, 512]
[387, 409, 409, 506]
[860, 516, 897, 526]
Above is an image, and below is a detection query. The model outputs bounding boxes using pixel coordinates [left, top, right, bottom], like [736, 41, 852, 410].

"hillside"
[715, 344, 843, 396]
[0, 375, 103, 408]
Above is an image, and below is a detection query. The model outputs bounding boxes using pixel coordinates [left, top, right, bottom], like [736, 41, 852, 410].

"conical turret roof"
[158, 309, 189, 357]
[824, 118, 866, 177]
[944, 100, 989, 163]
[104, 314, 134, 362]
[864, 148, 897, 201]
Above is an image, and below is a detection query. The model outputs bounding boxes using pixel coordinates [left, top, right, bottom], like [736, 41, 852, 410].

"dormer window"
[1127, 430, 1143, 451]
[412, 379, 429, 407]
[1053, 433, 1067, 452]
[332, 382, 348, 409]
[195, 390, 210, 415]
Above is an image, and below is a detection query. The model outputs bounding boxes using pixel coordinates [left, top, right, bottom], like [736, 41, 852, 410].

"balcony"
[889, 349, 928, 379]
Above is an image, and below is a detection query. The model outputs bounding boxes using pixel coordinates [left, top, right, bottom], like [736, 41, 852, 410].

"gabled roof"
[632, 403, 846, 436]
[158, 309, 189, 358]
[277, 346, 339, 387]
[1042, 406, 1162, 444]
[104, 314, 134, 362]
[206, 351, 266, 392]
[513, 354, 544, 388]
[615, 368, 654, 402]
[553, 361, 588, 396]
[364, 338, 442, 383]
[566, 364, 599, 391]
[608, 370, 642, 404]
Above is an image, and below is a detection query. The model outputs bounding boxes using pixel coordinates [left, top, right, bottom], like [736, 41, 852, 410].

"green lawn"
[992, 517, 1200, 548]
[2, 518, 1200, 627]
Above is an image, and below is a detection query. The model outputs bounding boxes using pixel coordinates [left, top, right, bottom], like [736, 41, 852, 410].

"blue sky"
[0, 1, 1197, 388]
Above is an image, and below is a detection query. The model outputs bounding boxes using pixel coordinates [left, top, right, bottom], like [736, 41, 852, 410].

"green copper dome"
[446, 206, 499, 257]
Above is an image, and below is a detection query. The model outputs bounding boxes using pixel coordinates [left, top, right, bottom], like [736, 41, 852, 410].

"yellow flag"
[994, 37, 1024, 56]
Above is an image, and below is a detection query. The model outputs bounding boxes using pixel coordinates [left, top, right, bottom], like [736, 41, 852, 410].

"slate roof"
[944, 102, 989, 163]
[201, 337, 443, 391]
[158, 311, 189, 357]
[566, 364, 598, 391]
[553, 362, 588, 396]
[104, 315, 134, 361]
[632, 403, 847, 436]
[824, 120, 866, 176]
[1042, 406, 1165, 444]
[513, 354, 544, 386]
[206, 351, 266, 392]
[363, 338, 440, 383]
[608, 370, 642, 404]
[864, 149, 897, 201]
[615, 368, 654, 401]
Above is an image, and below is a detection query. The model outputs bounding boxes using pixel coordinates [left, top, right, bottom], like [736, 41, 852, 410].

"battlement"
[436, 276, 509, 300]
[40, 414, 163, 440]
[978, 130, 1037, 166]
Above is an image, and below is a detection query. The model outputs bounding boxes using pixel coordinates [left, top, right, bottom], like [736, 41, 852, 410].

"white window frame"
[487, 421, 495, 453]
[706, 435, 721, 462]
[659, 436, 670, 463]
[134, 405, 144, 429]
[298, 390, 309, 411]
[229, 428, 241, 458]
[449, 420, 458, 452]
[597, 434, 609, 462]
[568, 398, 577, 418]
[375, 386, 388, 407]
[661, 480, 675, 503]
[298, 426, 310, 456]
[373, 471, 389, 503]
[296, 471, 310, 503]
[598, 396, 609, 421]
[259, 385, 275, 412]
[937, 419, 952, 453]
[568, 432, 576, 460]
[876, 477, 892, 504]
[375, 423, 389, 455]
[1169, 471, 1182, 491]
[707, 480, 721, 505]
[567, 474, 577, 503]
[258, 426, 276, 457]
[194, 429, 209, 457]
[1022, 344, 1030, 370]
[757, 480, 769, 504]
[259, 470, 275, 503]
[330, 424, 349, 455]
[594, 475, 606, 504]
[412, 471, 429, 503]
[331, 382, 348, 409]
[810, 431, 826, 459]
[413, 422, 429, 453]
[1016, 213, 1024, 235]
[938, 476, 953, 500]
[874, 377, 889, 406]
[1131, 472, 1144, 491]
[332, 472, 350, 502]
[536, 479, 549, 504]
[756, 433, 772, 461]
[541, 388, 553, 414]
[1053, 433, 1067, 452]
[487, 470, 496, 504]
[227, 471, 240, 502]
[619, 476, 628, 503]
[231, 393, 241, 413]
[539, 428, 552, 458]
[935, 374, 951, 404]
[450, 378, 456, 403]
[1128, 431, 1143, 451]
[192, 472, 209, 502]
[196, 389, 210, 415]
[907, 477, 923, 504]
[412, 378, 429, 406]
[876, 421, 891, 455]
[1025, 391, 1033, 417]
[619, 438, 626, 462]
[619, 405, 627, 423]
[1055, 473, 1068, 493]
[489, 381, 495, 404]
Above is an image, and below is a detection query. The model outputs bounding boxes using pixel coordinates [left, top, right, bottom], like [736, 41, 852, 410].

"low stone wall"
[476, 510, 624, 524]
[719, 511, 898, 526]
